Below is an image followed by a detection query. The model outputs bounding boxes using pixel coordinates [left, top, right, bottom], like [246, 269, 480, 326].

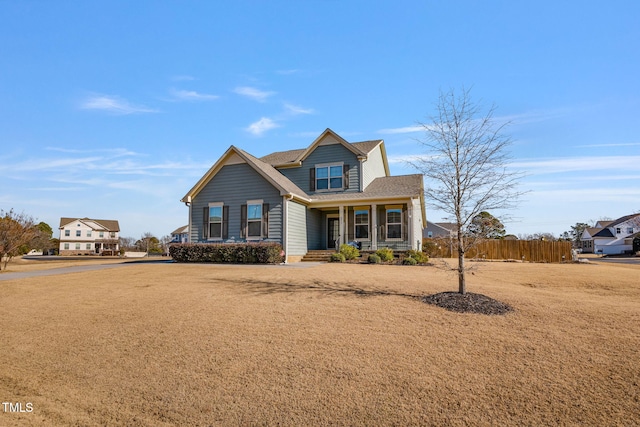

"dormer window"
[316, 164, 343, 191]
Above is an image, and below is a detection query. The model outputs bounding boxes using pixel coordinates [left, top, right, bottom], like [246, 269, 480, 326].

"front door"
[328, 217, 339, 250]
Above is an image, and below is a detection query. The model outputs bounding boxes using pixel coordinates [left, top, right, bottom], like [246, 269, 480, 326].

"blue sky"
[1, 1, 639, 239]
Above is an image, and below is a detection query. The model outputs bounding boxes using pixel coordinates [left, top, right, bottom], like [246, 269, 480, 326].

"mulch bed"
[421, 292, 514, 315]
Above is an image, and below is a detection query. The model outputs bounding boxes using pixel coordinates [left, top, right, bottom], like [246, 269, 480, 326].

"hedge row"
[169, 243, 284, 264]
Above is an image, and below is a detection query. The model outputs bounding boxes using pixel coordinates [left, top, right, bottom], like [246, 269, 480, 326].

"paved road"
[0, 260, 322, 281]
[587, 257, 640, 266]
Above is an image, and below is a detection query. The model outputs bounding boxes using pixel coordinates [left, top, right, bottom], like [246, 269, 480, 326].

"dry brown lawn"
[1, 259, 639, 426]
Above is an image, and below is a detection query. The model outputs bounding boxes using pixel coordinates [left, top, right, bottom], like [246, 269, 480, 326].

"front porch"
[306, 202, 421, 252]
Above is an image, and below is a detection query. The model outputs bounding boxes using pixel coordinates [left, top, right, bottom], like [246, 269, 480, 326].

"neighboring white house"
[58, 217, 120, 256]
[171, 225, 189, 243]
[580, 214, 640, 255]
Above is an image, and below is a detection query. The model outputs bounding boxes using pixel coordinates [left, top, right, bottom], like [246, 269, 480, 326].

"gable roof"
[607, 213, 640, 228]
[59, 217, 120, 231]
[171, 225, 189, 235]
[181, 146, 310, 204]
[311, 174, 423, 202]
[259, 128, 384, 168]
[593, 228, 615, 238]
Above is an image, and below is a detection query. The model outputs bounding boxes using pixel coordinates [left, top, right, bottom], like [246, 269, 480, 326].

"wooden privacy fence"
[423, 238, 573, 263]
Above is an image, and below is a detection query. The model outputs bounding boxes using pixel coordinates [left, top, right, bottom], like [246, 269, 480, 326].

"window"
[354, 209, 369, 239]
[208, 205, 223, 239]
[86, 243, 91, 250]
[64, 243, 69, 250]
[616, 227, 621, 234]
[99, 232, 104, 238]
[87, 230, 92, 237]
[75, 243, 81, 250]
[386, 208, 402, 239]
[65, 230, 70, 237]
[316, 164, 343, 191]
[247, 203, 262, 238]
[628, 227, 634, 234]
[427, 231, 433, 238]
[110, 232, 116, 238]
[76, 230, 81, 237]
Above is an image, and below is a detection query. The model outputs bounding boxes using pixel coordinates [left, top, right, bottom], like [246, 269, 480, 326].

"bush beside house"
[169, 243, 284, 264]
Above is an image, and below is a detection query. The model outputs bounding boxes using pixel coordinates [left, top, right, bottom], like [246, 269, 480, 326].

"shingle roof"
[310, 174, 423, 201]
[259, 139, 383, 166]
[171, 225, 188, 235]
[608, 213, 640, 227]
[234, 147, 310, 200]
[59, 217, 120, 231]
[593, 228, 615, 238]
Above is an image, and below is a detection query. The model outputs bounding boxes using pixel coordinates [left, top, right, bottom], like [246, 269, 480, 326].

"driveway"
[586, 256, 640, 266]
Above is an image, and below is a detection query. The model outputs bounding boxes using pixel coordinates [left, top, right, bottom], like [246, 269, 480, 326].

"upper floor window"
[65, 230, 70, 237]
[386, 208, 402, 240]
[87, 230, 92, 237]
[110, 232, 116, 238]
[76, 230, 81, 237]
[354, 209, 369, 239]
[99, 232, 104, 238]
[316, 164, 343, 191]
[616, 227, 621, 234]
[627, 227, 634, 234]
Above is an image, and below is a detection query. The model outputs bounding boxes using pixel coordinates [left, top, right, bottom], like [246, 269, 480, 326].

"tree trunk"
[458, 235, 466, 294]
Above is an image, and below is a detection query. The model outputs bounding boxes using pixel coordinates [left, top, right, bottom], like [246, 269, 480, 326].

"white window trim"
[315, 162, 344, 192]
[353, 208, 370, 241]
[386, 207, 403, 241]
[208, 202, 224, 241]
[246, 199, 263, 240]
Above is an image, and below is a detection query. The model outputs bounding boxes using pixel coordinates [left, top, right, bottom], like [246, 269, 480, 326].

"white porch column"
[339, 204, 345, 247]
[371, 204, 377, 250]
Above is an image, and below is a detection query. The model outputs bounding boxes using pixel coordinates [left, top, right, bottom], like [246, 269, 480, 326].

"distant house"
[580, 214, 640, 254]
[171, 225, 189, 243]
[58, 217, 120, 256]
[423, 221, 456, 239]
[181, 128, 426, 262]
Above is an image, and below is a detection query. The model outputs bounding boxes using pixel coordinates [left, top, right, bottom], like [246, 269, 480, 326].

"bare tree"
[0, 209, 39, 270]
[410, 88, 525, 294]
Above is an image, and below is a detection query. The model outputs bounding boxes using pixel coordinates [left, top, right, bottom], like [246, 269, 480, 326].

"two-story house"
[181, 129, 426, 262]
[580, 213, 640, 254]
[58, 217, 120, 256]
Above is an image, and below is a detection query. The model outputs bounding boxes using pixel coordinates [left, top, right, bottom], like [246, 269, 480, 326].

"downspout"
[184, 195, 192, 243]
[283, 194, 294, 263]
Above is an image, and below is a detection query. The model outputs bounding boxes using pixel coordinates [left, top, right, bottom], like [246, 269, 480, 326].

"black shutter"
[222, 206, 229, 240]
[240, 204, 247, 239]
[262, 203, 269, 238]
[203, 207, 209, 239]
[343, 164, 350, 189]
[309, 168, 316, 191]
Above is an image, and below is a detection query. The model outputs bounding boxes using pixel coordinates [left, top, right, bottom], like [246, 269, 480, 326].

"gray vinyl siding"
[190, 163, 282, 243]
[362, 145, 387, 189]
[278, 144, 360, 194]
[286, 200, 307, 256]
[306, 209, 324, 250]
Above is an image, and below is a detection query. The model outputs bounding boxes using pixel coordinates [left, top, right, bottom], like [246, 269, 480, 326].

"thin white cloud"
[377, 126, 424, 134]
[171, 75, 196, 81]
[81, 95, 158, 114]
[574, 142, 640, 148]
[170, 89, 219, 101]
[284, 103, 313, 115]
[276, 69, 300, 75]
[510, 155, 640, 174]
[233, 86, 276, 102]
[246, 118, 280, 136]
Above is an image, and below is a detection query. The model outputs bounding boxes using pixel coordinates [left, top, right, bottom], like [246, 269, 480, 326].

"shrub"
[367, 254, 381, 264]
[330, 253, 346, 263]
[402, 257, 417, 265]
[375, 247, 394, 262]
[339, 244, 359, 260]
[407, 249, 429, 264]
[169, 243, 284, 264]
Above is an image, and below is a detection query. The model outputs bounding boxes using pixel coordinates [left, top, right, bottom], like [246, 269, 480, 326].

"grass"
[0, 260, 639, 426]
